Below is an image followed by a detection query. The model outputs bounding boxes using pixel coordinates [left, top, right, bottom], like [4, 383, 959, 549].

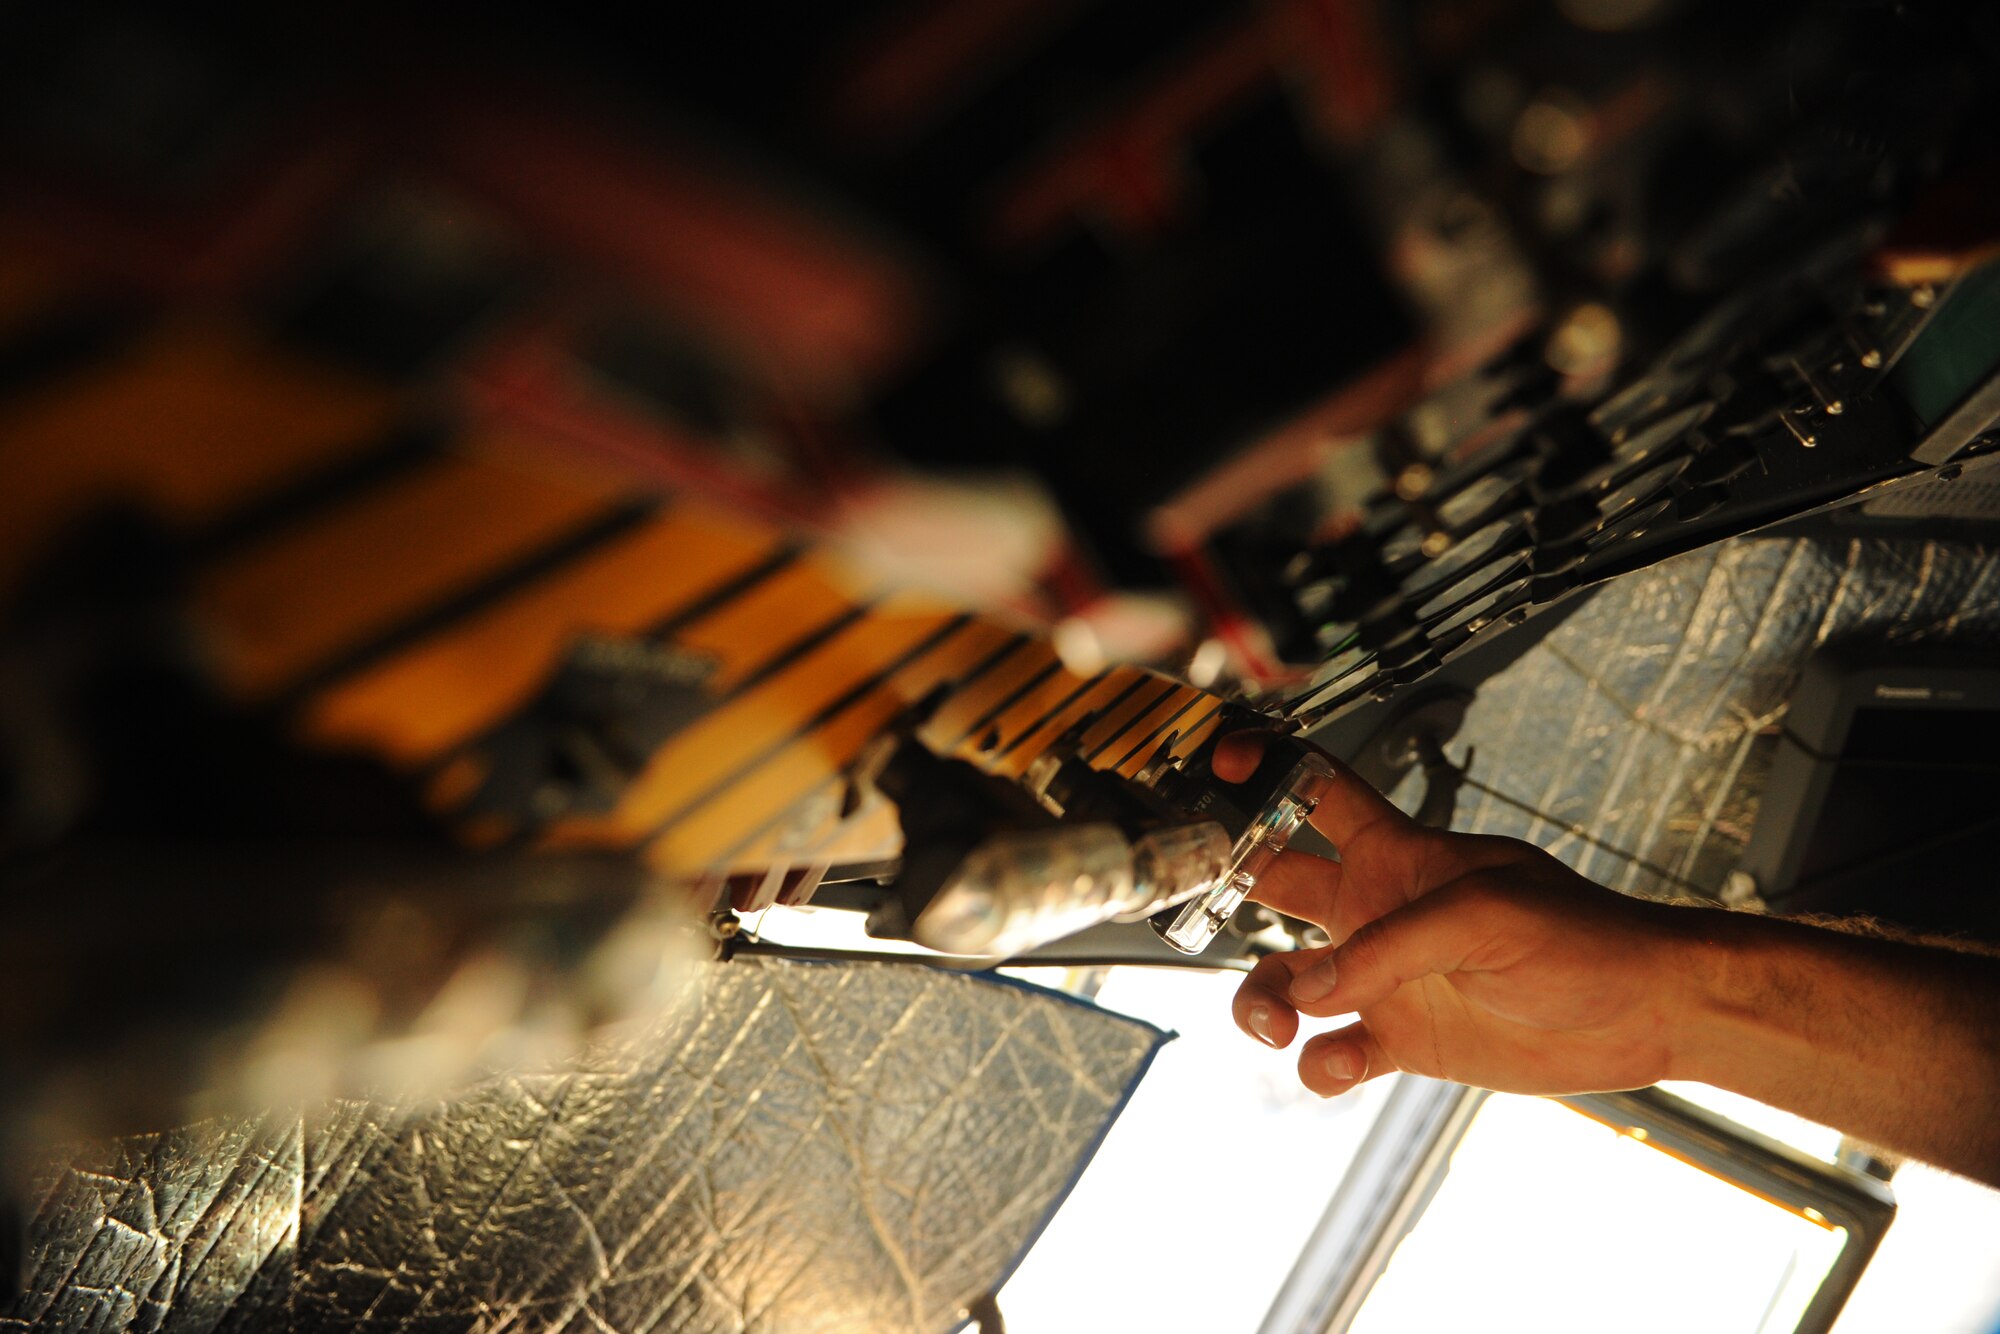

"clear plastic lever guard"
[1155, 750, 1337, 954]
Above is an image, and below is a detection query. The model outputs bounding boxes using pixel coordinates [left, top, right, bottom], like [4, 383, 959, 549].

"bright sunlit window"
[1835, 1160, 2000, 1333]
[999, 966, 1400, 1333]
[752, 910, 2000, 1334]
[748, 910, 1403, 1331]
[1347, 1093, 1846, 1334]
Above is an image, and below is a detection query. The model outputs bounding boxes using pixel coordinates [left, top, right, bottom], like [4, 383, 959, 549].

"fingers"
[1209, 729, 1414, 849]
[1307, 759, 1415, 850]
[1232, 944, 1334, 1049]
[1286, 882, 1498, 1017]
[1244, 848, 1342, 924]
[1209, 729, 1267, 782]
[1237, 959, 1397, 1100]
[1299, 1021, 1392, 1097]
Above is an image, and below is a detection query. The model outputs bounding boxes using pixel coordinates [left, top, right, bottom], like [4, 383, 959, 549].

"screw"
[1938, 465, 1964, 482]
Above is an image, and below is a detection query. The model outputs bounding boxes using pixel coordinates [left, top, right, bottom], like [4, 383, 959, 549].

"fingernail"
[1324, 1048, 1359, 1083]
[1289, 960, 1338, 1005]
[1248, 1006, 1277, 1048]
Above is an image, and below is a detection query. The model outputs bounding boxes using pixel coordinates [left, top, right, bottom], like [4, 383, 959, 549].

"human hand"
[1217, 731, 1703, 1100]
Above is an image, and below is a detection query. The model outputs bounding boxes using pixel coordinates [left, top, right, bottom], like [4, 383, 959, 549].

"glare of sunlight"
[1000, 967, 1398, 1334]
[749, 908, 2000, 1334]
[1657, 1080, 1844, 1163]
[1834, 1162, 2000, 1333]
[1347, 1094, 1845, 1334]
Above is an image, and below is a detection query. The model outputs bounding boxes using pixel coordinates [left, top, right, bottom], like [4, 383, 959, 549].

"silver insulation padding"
[1442, 536, 2000, 898]
[4, 959, 1165, 1333]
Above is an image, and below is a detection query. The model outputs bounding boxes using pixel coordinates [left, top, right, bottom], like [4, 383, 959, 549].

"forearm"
[1669, 907, 2000, 1185]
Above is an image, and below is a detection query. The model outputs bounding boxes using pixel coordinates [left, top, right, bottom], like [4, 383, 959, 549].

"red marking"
[828, 0, 1081, 140]
[1284, 0, 1397, 144]
[989, 0, 1398, 249]
[1146, 345, 1428, 553]
[456, 317, 825, 531]
[1169, 546, 1290, 683]
[1040, 544, 1110, 617]
[4, 124, 372, 298]
[990, 14, 1272, 248]
[421, 84, 922, 395]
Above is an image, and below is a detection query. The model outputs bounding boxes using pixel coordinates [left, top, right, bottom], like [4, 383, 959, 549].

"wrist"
[1654, 904, 1787, 1088]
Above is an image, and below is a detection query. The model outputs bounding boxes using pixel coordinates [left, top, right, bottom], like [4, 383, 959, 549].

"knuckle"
[1440, 873, 1518, 923]
[1443, 876, 1502, 914]
[1339, 923, 1385, 976]
[1245, 955, 1292, 992]
[1458, 832, 1537, 863]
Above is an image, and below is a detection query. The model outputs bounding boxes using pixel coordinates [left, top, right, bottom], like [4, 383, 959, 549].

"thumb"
[1285, 882, 1499, 1016]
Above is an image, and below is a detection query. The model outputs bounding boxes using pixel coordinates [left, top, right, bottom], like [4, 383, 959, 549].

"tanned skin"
[1217, 732, 2000, 1187]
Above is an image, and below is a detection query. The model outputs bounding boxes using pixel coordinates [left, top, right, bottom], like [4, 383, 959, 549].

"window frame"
[1258, 1080, 1898, 1334]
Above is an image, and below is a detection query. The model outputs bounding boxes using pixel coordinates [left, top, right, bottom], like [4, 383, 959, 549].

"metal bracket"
[1346, 689, 1475, 828]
